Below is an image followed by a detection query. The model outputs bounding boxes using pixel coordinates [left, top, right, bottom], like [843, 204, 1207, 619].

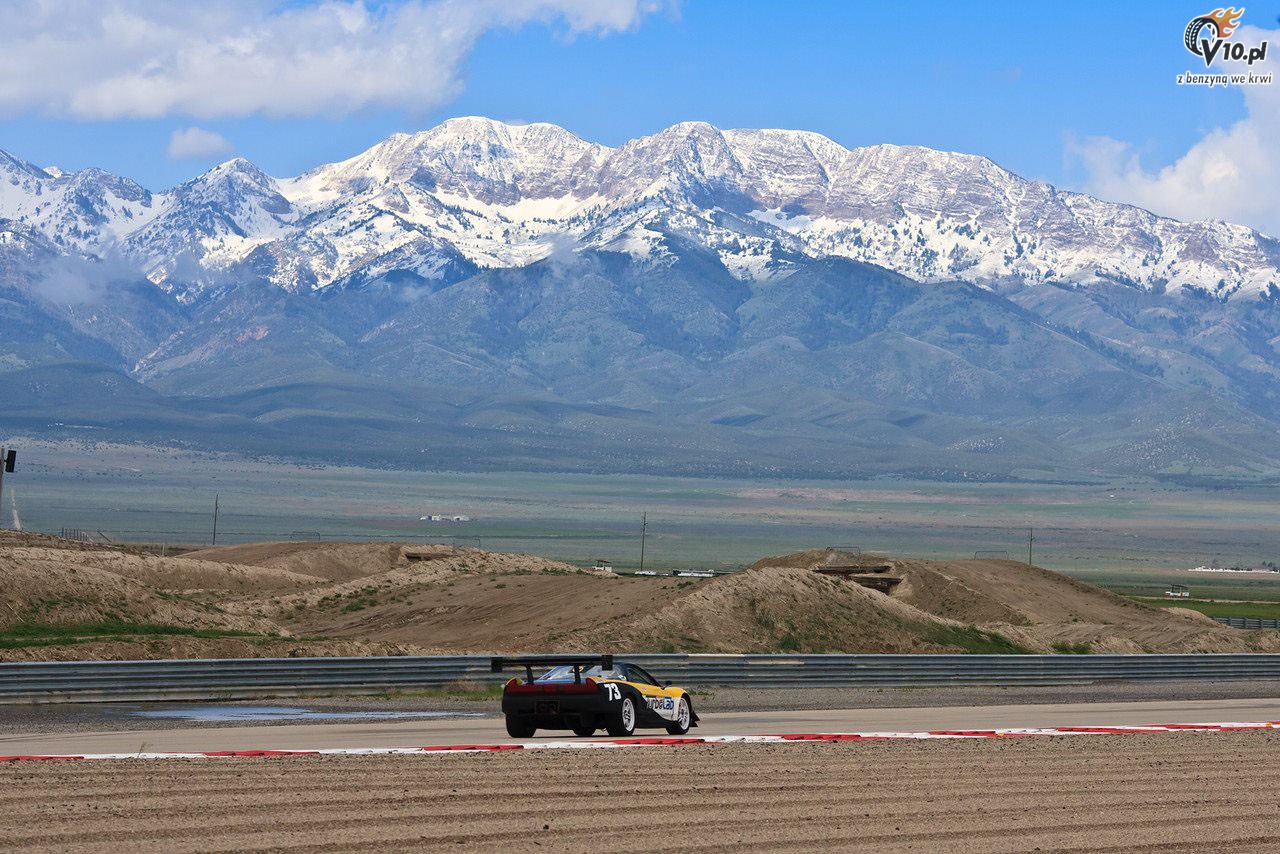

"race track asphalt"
[4, 696, 1277, 755]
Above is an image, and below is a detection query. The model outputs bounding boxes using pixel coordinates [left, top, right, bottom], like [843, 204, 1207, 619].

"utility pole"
[1027, 527, 1035, 566]
[212, 494, 220, 546]
[639, 512, 647, 573]
[0, 447, 13, 531]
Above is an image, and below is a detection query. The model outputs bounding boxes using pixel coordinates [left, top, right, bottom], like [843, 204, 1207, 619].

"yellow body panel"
[599, 679, 683, 699]
[598, 678, 686, 720]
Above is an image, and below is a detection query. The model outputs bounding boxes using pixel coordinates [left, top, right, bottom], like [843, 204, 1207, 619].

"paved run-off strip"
[4, 720, 1277, 761]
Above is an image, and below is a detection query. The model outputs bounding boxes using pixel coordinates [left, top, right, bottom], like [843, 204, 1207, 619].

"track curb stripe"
[3, 721, 1275, 762]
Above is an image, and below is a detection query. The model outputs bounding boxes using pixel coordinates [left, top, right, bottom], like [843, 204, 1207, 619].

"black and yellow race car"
[491, 655, 698, 738]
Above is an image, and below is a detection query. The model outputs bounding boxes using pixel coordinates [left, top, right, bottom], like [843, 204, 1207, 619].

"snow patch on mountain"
[2, 117, 1278, 300]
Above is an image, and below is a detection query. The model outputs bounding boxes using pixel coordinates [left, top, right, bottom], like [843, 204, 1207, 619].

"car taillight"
[505, 678, 538, 694]
[507, 677, 601, 694]
[559, 677, 598, 694]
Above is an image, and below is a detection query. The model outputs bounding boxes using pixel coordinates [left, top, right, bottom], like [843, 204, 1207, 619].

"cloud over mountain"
[1073, 23, 1280, 237]
[167, 128, 234, 161]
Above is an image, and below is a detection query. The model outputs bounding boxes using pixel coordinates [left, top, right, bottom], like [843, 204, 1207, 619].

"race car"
[491, 654, 698, 739]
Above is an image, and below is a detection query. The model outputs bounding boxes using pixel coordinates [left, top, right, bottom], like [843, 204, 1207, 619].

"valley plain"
[11, 440, 1280, 596]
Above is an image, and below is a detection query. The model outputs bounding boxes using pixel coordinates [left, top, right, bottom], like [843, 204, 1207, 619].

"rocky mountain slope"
[4, 119, 1280, 479]
[5, 118, 1278, 300]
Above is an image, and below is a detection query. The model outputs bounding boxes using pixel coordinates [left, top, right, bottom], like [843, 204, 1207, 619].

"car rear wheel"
[605, 696, 636, 737]
[666, 697, 692, 735]
[572, 723, 596, 737]
[505, 715, 536, 738]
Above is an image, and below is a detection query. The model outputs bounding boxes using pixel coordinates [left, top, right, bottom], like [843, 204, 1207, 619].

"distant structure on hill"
[419, 514, 472, 522]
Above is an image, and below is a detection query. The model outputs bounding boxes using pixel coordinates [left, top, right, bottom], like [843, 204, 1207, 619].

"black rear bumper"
[502, 693, 619, 730]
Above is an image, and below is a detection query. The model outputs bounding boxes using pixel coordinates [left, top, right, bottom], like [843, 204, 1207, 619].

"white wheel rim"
[622, 699, 634, 730]
[678, 700, 690, 727]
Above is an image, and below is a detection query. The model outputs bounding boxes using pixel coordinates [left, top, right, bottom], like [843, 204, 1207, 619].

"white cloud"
[166, 127, 234, 160]
[31, 250, 145, 304]
[1070, 23, 1280, 237]
[0, 0, 668, 120]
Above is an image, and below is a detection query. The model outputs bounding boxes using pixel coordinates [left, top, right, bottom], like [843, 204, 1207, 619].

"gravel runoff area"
[3, 731, 1279, 852]
[5, 679, 1280, 735]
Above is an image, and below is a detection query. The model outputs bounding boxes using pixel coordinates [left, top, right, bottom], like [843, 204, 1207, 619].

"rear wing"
[491, 654, 614, 683]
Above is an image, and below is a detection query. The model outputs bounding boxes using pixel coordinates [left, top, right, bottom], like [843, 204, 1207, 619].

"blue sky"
[0, 1, 1277, 231]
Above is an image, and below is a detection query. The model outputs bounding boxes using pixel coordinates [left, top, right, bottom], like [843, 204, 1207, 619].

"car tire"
[572, 724, 596, 737]
[505, 715, 536, 738]
[666, 696, 692, 735]
[605, 695, 637, 737]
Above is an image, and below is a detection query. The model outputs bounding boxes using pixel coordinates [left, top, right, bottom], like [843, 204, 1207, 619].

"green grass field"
[1128, 597, 1280, 621]
[1089, 570, 1280, 603]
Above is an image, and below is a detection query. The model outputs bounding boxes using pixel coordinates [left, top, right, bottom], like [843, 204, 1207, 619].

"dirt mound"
[0, 537, 437, 661]
[5, 537, 1277, 659]
[569, 565, 971, 654]
[745, 547, 862, 571]
[883, 556, 1277, 654]
[262, 548, 643, 651]
[739, 551, 1280, 654]
[0, 551, 279, 634]
[7, 547, 322, 594]
[181, 541, 411, 582]
[893, 558, 1152, 625]
[1, 536, 626, 659]
[0, 636, 427, 663]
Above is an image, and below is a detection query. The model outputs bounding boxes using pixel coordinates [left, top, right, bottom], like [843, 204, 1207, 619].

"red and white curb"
[3, 721, 1276, 762]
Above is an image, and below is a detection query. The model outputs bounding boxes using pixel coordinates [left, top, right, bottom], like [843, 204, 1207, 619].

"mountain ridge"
[5, 119, 1280, 481]
[3, 117, 1278, 301]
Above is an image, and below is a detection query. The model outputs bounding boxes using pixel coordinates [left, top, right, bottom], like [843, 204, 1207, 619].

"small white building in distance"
[419, 514, 472, 523]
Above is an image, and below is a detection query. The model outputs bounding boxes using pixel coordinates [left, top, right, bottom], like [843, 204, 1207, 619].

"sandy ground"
[3, 732, 1278, 852]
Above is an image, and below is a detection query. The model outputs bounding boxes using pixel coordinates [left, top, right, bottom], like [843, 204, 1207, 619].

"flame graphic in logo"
[1185, 7, 1247, 56]
[1204, 7, 1244, 38]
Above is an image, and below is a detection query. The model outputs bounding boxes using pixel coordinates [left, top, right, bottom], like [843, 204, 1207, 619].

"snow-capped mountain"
[3, 118, 1278, 300]
[0, 150, 159, 253]
[7, 118, 1280, 481]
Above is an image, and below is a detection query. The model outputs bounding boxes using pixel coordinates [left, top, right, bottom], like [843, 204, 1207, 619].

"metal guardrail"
[5, 653, 1280, 704]
[1214, 616, 1280, 630]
